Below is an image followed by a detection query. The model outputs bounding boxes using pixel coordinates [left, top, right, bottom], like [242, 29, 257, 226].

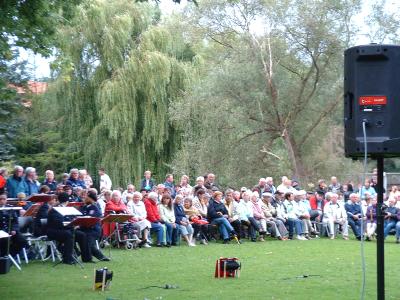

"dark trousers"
[47, 228, 91, 262]
[241, 217, 260, 240]
[85, 230, 106, 260]
[10, 233, 28, 256]
[192, 223, 209, 240]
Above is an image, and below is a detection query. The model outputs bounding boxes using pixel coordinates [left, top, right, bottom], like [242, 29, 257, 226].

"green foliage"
[169, 0, 365, 185]
[0, 60, 31, 161]
[52, 0, 194, 186]
[0, 0, 81, 60]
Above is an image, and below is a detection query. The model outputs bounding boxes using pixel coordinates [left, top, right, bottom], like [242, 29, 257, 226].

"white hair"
[148, 192, 158, 201]
[111, 190, 122, 198]
[25, 167, 36, 174]
[132, 191, 142, 199]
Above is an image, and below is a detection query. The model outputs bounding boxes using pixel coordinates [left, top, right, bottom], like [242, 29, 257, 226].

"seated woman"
[102, 190, 129, 238]
[183, 197, 209, 245]
[250, 192, 267, 241]
[174, 195, 195, 246]
[144, 192, 165, 247]
[158, 194, 176, 247]
[192, 188, 208, 218]
[126, 192, 151, 248]
[223, 190, 241, 240]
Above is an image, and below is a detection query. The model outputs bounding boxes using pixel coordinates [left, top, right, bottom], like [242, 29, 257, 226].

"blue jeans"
[164, 222, 174, 244]
[384, 220, 397, 238]
[211, 217, 234, 240]
[348, 218, 362, 238]
[287, 218, 303, 237]
[150, 222, 164, 244]
[394, 221, 400, 239]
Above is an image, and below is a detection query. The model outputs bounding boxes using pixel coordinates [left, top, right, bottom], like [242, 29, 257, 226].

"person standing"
[163, 174, 176, 199]
[98, 168, 112, 192]
[140, 170, 155, 192]
[6, 166, 28, 198]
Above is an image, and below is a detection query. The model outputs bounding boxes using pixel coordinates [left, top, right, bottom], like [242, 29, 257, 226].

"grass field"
[1, 236, 399, 300]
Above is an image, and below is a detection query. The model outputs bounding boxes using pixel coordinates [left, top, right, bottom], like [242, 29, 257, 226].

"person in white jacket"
[323, 192, 349, 240]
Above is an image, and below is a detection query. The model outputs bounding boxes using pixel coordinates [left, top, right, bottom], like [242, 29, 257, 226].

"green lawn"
[1, 237, 399, 300]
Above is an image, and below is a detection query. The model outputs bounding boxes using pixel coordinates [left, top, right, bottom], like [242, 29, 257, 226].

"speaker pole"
[376, 156, 384, 300]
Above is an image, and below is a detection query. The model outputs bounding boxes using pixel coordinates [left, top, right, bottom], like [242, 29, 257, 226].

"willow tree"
[52, 0, 194, 186]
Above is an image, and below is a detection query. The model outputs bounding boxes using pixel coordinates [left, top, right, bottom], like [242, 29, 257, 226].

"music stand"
[67, 202, 84, 208]
[23, 204, 41, 217]
[101, 214, 133, 257]
[26, 194, 56, 203]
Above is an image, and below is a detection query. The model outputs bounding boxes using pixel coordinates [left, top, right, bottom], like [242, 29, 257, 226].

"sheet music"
[53, 206, 82, 216]
[0, 206, 22, 211]
[0, 230, 10, 238]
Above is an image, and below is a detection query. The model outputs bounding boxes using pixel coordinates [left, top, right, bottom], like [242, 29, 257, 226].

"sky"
[22, 0, 398, 80]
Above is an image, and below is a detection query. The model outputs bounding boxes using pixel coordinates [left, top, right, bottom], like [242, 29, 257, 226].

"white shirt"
[100, 174, 112, 191]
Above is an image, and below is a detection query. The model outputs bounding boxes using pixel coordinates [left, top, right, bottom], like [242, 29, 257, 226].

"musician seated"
[46, 192, 92, 264]
[0, 193, 29, 256]
[33, 195, 58, 237]
[80, 191, 109, 261]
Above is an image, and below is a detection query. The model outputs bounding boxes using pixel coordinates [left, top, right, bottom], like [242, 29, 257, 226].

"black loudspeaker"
[344, 44, 400, 158]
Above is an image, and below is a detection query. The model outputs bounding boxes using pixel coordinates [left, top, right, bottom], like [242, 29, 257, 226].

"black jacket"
[207, 198, 228, 221]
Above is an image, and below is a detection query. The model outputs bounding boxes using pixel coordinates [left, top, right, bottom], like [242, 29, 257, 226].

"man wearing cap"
[260, 192, 288, 240]
[47, 192, 92, 264]
[80, 191, 109, 261]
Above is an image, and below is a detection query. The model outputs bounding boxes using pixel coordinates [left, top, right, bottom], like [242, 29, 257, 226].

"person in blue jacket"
[6, 166, 28, 198]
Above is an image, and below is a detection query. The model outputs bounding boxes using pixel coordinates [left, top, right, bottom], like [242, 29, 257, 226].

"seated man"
[323, 192, 349, 240]
[144, 192, 165, 247]
[46, 192, 92, 264]
[80, 191, 109, 261]
[237, 191, 261, 242]
[0, 194, 29, 256]
[345, 193, 363, 240]
[34, 195, 58, 237]
[207, 191, 237, 244]
[383, 197, 398, 239]
[284, 192, 307, 240]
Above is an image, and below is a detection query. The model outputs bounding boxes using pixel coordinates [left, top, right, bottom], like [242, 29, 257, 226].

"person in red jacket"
[144, 192, 165, 247]
[308, 190, 327, 222]
[102, 190, 128, 237]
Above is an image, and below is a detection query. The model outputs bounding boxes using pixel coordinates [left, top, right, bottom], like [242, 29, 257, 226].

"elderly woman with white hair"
[126, 192, 151, 248]
[144, 192, 165, 247]
[102, 190, 129, 237]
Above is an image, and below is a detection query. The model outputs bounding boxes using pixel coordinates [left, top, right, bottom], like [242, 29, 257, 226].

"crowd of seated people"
[1, 165, 400, 267]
